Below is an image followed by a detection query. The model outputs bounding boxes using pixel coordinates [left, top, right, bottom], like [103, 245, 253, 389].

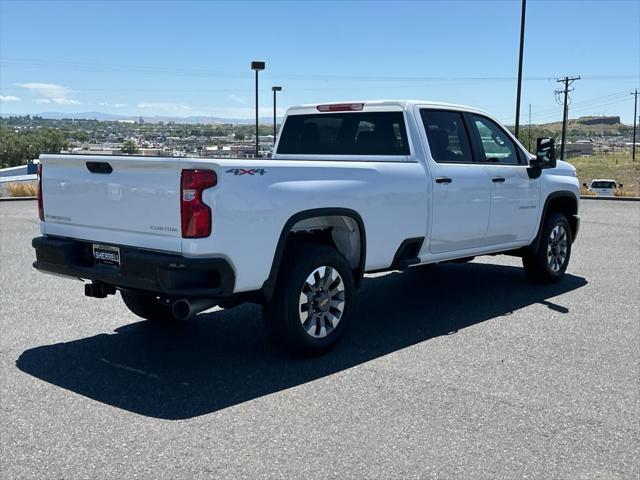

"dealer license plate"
[93, 244, 121, 267]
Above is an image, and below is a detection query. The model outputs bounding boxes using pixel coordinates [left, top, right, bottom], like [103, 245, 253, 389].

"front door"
[466, 114, 540, 245]
[418, 109, 491, 254]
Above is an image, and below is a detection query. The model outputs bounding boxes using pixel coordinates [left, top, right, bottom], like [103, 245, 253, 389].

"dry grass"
[579, 185, 596, 196]
[6, 182, 37, 197]
[568, 153, 640, 197]
[614, 188, 635, 197]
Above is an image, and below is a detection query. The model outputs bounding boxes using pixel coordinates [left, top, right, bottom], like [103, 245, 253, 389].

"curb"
[0, 196, 37, 202]
[580, 195, 640, 202]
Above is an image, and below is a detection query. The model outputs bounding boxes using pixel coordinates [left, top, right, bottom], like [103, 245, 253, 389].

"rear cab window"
[591, 181, 616, 189]
[276, 111, 410, 157]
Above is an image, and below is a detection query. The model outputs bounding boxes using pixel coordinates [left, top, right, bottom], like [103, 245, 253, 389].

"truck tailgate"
[40, 154, 183, 253]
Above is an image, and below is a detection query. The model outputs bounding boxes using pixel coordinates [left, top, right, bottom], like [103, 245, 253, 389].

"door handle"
[492, 177, 506, 183]
[435, 177, 452, 184]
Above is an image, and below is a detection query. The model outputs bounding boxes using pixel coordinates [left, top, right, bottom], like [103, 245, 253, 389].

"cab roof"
[286, 100, 491, 116]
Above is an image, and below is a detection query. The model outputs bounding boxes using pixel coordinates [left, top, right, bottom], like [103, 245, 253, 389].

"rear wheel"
[121, 291, 176, 322]
[263, 244, 355, 356]
[523, 212, 572, 283]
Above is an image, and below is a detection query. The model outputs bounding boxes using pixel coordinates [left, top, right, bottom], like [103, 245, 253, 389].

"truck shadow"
[17, 262, 586, 420]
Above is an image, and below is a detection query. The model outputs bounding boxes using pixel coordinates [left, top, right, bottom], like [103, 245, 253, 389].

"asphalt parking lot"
[1, 200, 638, 479]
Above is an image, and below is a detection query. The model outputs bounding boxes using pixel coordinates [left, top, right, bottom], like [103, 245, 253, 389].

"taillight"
[37, 163, 44, 221]
[316, 103, 364, 112]
[181, 169, 216, 238]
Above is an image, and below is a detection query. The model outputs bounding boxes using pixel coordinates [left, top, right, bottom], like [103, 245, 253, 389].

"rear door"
[465, 114, 540, 245]
[418, 109, 491, 254]
[41, 154, 183, 252]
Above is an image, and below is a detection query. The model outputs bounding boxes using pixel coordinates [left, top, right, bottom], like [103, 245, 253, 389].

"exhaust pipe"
[171, 298, 218, 321]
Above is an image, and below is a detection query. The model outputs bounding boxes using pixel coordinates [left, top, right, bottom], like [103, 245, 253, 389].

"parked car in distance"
[584, 179, 622, 197]
[32, 100, 580, 356]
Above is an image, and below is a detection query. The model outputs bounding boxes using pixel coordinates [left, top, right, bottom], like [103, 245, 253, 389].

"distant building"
[566, 142, 594, 157]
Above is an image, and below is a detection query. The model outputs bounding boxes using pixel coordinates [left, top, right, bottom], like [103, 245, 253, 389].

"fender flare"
[529, 191, 579, 252]
[260, 208, 367, 301]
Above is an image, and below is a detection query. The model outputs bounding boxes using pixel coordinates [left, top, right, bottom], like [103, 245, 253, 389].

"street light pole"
[251, 61, 265, 158]
[632, 89, 638, 162]
[272, 86, 282, 147]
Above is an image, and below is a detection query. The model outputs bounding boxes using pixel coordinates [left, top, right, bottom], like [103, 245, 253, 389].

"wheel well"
[288, 214, 362, 272]
[546, 194, 578, 239]
[261, 210, 366, 301]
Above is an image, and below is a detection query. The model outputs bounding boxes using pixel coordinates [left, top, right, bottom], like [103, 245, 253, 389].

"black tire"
[121, 291, 176, 322]
[262, 244, 355, 356]
[523, 212, 572, 283]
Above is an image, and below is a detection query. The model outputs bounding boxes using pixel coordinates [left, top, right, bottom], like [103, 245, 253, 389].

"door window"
[420, 110, 473, 163]
[471, 115, 519, 165]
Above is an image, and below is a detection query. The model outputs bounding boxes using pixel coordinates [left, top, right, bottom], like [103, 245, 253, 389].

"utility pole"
[632, 89, 638, 162]
[514, 0, 527, 138]
[555, 76, 580, 160]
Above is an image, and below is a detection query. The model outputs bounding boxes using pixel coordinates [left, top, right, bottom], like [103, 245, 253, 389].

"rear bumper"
[32, 236, 235, 298]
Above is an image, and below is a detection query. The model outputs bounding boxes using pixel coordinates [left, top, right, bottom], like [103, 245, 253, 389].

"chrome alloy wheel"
[547, 224, 568, 273]
[298, 266, 346, 338]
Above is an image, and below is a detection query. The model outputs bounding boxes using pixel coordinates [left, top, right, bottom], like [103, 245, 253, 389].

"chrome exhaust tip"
[171, 298, 217, 321]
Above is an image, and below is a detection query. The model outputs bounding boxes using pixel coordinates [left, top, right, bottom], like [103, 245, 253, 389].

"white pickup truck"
[33, 100, 580, 355]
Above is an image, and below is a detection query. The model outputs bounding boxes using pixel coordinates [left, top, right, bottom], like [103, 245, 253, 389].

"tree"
[121, 139, 139, 154]
[0, 126, 68, 167]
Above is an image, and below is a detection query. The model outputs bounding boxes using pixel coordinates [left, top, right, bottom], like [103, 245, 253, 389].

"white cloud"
[16, 82, 71, 99]
[52, 98, 81, 105]
[0, 95, 21, 102]
[16, 82, 81, 105]
[228, 94, 248, 105]
[99, 102, 127, 108]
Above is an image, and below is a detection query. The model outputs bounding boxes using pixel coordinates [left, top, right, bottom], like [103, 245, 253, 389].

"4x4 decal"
[226, 168, 266, 176]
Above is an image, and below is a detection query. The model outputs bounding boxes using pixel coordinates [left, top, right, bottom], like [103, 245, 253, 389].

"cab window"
[471, 115, 519, 165]
[420, 110, 473, 163]
[277, 112, 409, 156]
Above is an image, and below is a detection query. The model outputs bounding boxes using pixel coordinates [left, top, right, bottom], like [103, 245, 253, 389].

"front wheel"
[262, 244, 355, 356]
[523, 212, 572, 283]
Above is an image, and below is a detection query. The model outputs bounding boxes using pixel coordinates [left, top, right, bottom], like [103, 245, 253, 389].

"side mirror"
[582, 183, 588, 188]
[619, 183, 623, 188]
[530, 138, 557, 169]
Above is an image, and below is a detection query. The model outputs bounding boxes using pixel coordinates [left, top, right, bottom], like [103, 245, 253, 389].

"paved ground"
[1, 200, 638, 479]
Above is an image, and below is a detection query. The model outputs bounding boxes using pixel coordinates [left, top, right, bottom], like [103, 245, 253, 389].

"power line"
[1, 57, 637, 83]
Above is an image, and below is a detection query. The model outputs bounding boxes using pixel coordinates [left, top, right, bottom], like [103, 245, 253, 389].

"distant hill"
[0, 111, 281, 125]
[536, 116, 630, 136]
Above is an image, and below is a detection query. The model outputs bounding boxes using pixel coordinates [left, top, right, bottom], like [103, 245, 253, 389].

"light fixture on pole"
[272, 86, 282, 146]
[251, 61, 265, 158]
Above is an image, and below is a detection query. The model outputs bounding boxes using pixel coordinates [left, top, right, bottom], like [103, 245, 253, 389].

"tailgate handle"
[86, 162, 113, 174]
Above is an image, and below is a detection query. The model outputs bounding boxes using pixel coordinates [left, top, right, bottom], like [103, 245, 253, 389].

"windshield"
[277, 111, 410, 156]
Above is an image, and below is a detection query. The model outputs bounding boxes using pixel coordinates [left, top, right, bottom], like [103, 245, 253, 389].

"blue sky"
[1, 0, 638, 123]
